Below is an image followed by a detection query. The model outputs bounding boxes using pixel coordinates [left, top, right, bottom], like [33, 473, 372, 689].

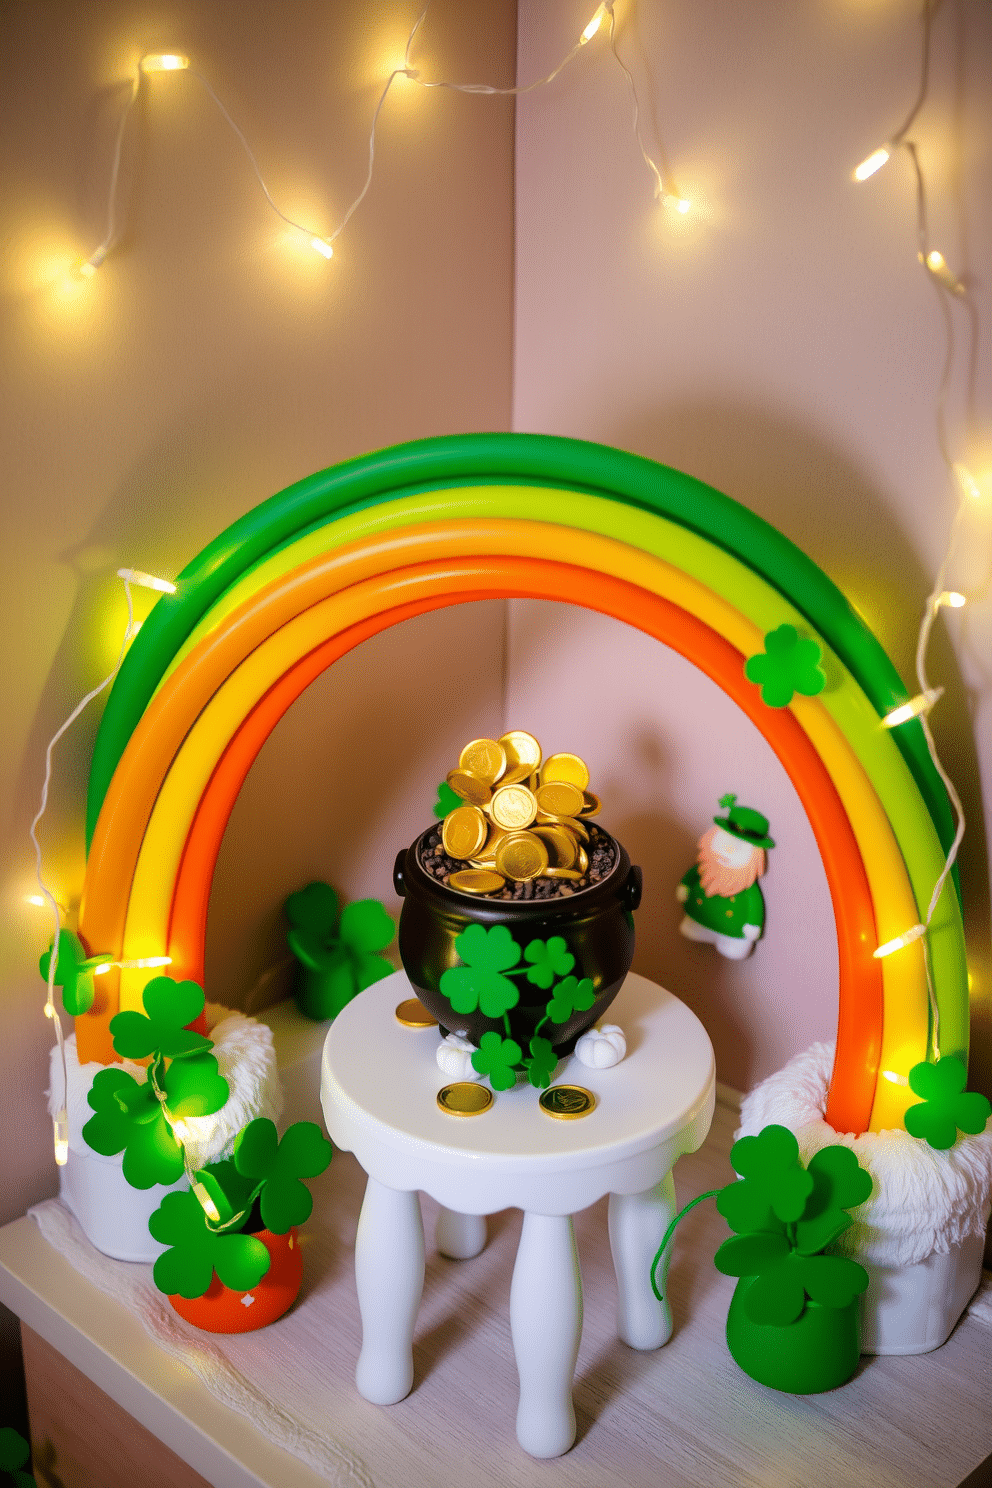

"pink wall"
[511, 0, 992, 1095]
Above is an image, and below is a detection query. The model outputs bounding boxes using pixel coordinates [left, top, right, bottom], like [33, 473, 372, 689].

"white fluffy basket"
[736, 1042, 992, 1355]
[47, 1005, 283, 1262]
[736, 1041, 992, 1268]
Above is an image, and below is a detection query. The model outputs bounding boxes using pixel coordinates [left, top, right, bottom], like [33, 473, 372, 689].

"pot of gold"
[393, 732, 642, 1072]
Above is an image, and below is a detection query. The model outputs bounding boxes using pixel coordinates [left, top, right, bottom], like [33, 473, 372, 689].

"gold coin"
[536, 811, 589, 841]
[541, 753, 590, 792]
[498, 730, 542, 773]
[491, 783, 538, 830]
[535, 781, 585, 818]
[495, 832, 549, 882]
[438, 1082, 495, 1116]
[532, 825, 577, 870]
[448, 868, 506, 895]
[395, 998, 438, 1028]
[576, 844, 589, 874]
[459, 738, 507, 785]
[579, 791, 601, 817]
[446, 768, 492, 806]
[442, 805, 489, 860]
[498, 760, 532, 786]
[545, 866, 584, 880]
[539, 1085, 597, 1119]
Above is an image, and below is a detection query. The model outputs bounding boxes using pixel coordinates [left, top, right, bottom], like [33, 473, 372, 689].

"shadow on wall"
[616, 399, 992, 1095]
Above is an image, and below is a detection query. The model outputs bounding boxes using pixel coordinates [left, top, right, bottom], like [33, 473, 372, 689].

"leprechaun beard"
[696, 827, 765, 898]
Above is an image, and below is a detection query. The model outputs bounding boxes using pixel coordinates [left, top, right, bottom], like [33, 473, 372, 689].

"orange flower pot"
[168, 1227, 303, 1334]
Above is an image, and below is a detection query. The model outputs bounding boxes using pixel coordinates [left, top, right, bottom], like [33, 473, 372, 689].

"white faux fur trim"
[736, 1042, 992, 1269]
[49, 1006, 283, 1173]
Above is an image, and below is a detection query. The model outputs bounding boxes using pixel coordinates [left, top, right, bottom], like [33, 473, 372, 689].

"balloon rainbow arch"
[74, 433, 968, 1137]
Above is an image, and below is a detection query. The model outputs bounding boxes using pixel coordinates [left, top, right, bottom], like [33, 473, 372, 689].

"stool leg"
[354, 1178, 424, 1405]
[510, 1212, 582, 1458]
[608, 1172, 676, 1350]
[436, 1208, 487, 1260]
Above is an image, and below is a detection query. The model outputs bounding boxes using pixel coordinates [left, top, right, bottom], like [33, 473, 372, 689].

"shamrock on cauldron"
[903, 1056, 992, 1150]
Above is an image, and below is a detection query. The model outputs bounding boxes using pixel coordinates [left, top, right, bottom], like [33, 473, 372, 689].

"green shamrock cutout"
[82, 1051, 229, 1188]
[523, 936, 575, 989]
[286, 883, 395, 1020]
[39, 929, 108, 1016]
[794, 1144, 874, 1254]
[744, 624, 826, 708]
[714, 1235, 870, 1326]
[524, 1035, 558, 1089]
[109, 976, 212, 1060]
[716, 1124, 813, 1234]
[546, 975, 596, 1025]
[904, 1056, 992, 1150]
[233, 1118, 333, 1233]
[149, 1187, 271, 1298]
[433, 780, 462, 819]
[471, 1031, 523, 1091]
[0, 1426, 35, 1487]
[441, 924, 522, 1019]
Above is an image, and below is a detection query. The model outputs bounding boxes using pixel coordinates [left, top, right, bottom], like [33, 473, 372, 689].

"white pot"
[861, 1233, 986, 1355]
[59, 1145, 184, 1262]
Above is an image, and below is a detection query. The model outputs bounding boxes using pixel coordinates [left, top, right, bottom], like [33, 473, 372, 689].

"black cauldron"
[392, 827, 642, 1055]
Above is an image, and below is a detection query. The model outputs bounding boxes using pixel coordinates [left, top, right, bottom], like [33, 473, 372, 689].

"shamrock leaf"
[149, 1188, 271, 1298]
[546, 975, 596, 1024]
[285, 881, 339, 936]
[717, 1124, 813, 1233]
[715, 1233, 804, 1323]
[524, 1035, 558, 1089]
[440, 924, 522, 1019]
[795, 1144, 873, 1254]
[0, 1425, 35, 1486]
[471, 1030, 523, 1091]
[744, 624, 826, 708]
[904, 1056, 992, 1150]
[799, 1253, 870, 1309]
[433, 780, 462, 819]
[82, 1052, 229, 1189]
[109, 976, 211, 1060]
[39, 929, 107, 1016]
[338, 900, 396, 990]
[523, 936, 575, 989]
[233, 1118, 333, 1234]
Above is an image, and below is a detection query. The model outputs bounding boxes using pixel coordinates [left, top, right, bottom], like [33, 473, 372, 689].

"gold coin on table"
[496, 831, 549, 882]
[541, 752, 591, 792]
[449, 868, 506, 895]
[491, 783, 538, 830]
[579, 791, 601, 817]
[539, 1085, 597, 1119]
[532, 824, 577, 870]
[535, 781, 585, 818]
[395, 998, 438, 1028]
[459, 738, 507, 785]
[446, 768, 492, 806]
[442, 805, 489, 860]
[438, 1082, 495, 1116]
[498, 730, 542, 773]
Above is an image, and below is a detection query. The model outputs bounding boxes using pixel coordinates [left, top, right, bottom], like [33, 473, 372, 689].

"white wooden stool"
[320, 970, 715, 1458]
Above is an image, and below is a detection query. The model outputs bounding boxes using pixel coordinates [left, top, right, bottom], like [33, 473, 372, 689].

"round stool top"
[321, 971, 715, 1215]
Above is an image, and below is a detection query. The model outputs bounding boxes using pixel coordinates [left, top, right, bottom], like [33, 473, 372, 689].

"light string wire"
[29, 574, 138, 1162]
[859, 0, 978, 1066]
[80, 2, 684, 275]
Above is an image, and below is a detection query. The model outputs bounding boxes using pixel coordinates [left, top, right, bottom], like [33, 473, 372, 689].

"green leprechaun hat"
[713, 794, 775, 849]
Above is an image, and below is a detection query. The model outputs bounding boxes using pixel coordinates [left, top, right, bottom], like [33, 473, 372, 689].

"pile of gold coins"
[435, 731, 608, 897]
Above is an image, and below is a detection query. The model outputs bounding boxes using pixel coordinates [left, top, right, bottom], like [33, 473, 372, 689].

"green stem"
[533, 1012, 550, 1039]
[650, 1190, 721, 1301]
[503, 1013, 512, 1039]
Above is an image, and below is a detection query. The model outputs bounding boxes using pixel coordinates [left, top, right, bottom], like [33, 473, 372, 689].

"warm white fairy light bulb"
[580, 4, 611, 44]
[952, 463, 982, 502]
[141, 54, 190, 73]
[53, 1110, 69, 1166]
[934, 590, 966, 610]
[192, 1180, 222, 1224]
[881, 686, 943, 729]
[920, 249, 964, 295]
[881, 1069, 910, 1086]
[853, 145, 892, 182]
[874, 922, 927, 959]
[310, 236, 334, 259]
[117, 566, 177, 594]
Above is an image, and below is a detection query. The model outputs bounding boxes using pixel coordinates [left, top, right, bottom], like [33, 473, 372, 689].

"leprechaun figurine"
[676, 794, 774, 960]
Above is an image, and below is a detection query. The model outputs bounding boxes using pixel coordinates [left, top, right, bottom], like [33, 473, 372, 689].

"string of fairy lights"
[28, 0, 987, 1163]
[850, 0, 981, 1074]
